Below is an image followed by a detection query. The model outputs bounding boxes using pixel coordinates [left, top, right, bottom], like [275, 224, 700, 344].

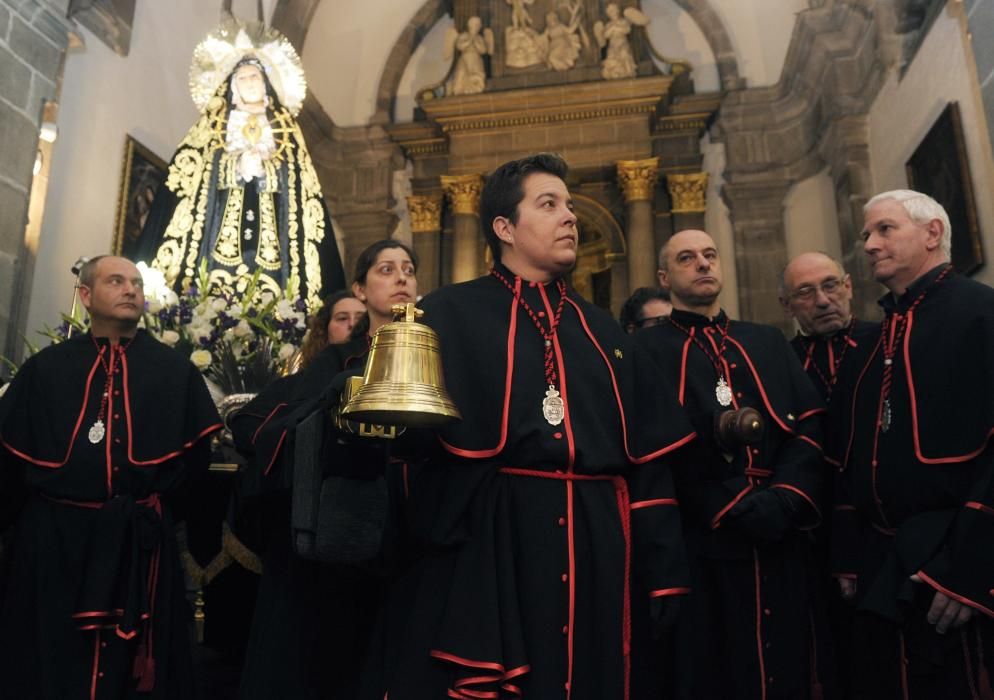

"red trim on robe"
[630, 498, 679, 510]
[440, 281, 519, 458]
[753, 551, 768, 700]
[904, 311, 994, 464]
[965, 501, 994, 518]
[914, 570, 994, 619]
[565, 297, 697, 464]
[711, 484, 754, 529]
[262, 430, 288, 477]
[649, 587, 691, 598]
[725, 336, 796, 435]
[770, 483, 822, 521]
[252, 402, 288, 445]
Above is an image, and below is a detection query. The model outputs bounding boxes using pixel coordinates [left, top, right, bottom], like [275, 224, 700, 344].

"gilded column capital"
[440, 174, 484, 216]
[616, 157, 660, 203]
[666, 172, 709, 213]
[406, 194, 443, 233]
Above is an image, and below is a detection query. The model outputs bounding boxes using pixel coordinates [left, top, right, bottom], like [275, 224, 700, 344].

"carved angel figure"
[506, 0, 536, 29]
[538, 5, 584, 71]
[594, 3, 650, 79]
[444, 16, 494, 95]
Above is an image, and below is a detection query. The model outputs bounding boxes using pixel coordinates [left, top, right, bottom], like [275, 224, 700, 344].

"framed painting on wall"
[112, 135, 167, 260]
[905, 101, 985, 275]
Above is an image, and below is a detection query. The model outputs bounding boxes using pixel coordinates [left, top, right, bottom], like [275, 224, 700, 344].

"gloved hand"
[727, 487, 800, 545]
[649, 595, 682, 640]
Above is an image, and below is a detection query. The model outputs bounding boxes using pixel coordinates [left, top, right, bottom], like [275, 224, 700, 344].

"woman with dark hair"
[297, 291, 366, 368]
[232, 239, 417, 700]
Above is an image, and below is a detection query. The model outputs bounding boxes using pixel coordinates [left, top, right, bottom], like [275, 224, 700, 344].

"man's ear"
[657, 268, 668, 289]
[492, 217, 514, 246]
[77, 285, 92, 310]
[924, 218, 944, 252]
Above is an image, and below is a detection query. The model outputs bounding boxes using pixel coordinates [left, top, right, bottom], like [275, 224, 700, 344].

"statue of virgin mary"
[135, 19, 344, 310]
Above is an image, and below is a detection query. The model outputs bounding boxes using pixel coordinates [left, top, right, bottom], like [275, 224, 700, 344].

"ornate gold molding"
[406, 194, 443, 233]
[440, 174, 484, 216]
[616, 158, 660, 203]
[436, 101, 658, 133]
[667, 172, 709, 213]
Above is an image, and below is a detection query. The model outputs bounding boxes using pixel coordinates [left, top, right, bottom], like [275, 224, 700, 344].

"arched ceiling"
[287, 0, 808, 128]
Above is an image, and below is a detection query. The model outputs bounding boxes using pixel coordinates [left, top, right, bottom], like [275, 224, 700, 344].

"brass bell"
[341, 303, 462, 427]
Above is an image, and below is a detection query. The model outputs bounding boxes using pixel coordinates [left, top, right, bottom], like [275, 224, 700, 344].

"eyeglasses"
[788, 276, 847, 302]
[637, 314, 669, 328]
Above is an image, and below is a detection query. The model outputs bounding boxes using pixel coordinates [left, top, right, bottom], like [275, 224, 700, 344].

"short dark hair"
[480, 153, 569, 262]
[78, 255, 109, 288]
[619, 287, 671, 331]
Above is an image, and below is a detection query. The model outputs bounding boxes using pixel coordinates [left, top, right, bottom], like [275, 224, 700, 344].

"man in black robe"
[0, 255, 221, 699]
[636, 229, 830, 699]
[362, 154, 695, 700]
[780, 252, 878, 404]
[829, 190, 994, 697]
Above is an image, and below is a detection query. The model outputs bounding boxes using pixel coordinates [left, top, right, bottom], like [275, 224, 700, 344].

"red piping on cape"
[649, 587, 690, 598]
[771, 483, 821, 521]
[252, 402, 288, 445]
[678, 335, 691, 405]
[725, 336, 797, 435]
[711, 484, 754, 529]
[841, 335, 883, 470]
[797, 408, 826, 422]
[440, 279, 518, 458]
[904, 311, 994, 464]
[795, 434, 824, 453]
[0, 351, 102, 468]
[631, 498, 679, 510]
[965, 501, 994, 518]
[566, 297, 696, 463]
[262, 430, 288, 477]
[121, 354, 222, 465]
[914, 570, 994, 619]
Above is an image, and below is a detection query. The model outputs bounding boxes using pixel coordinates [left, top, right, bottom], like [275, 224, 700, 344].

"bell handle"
[392, 303, 424, 323]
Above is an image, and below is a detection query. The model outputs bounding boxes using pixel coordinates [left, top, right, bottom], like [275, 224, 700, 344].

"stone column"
[616, 158, 660, 292]
[440, 174, 483, 284]
[0, 1, 74, 364]
[722, 181, 792, 331]
[406, 193, 442, 294]
[666, 172, 709, 232]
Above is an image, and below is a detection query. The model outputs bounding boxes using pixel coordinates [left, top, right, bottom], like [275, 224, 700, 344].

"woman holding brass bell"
[360, 155, 696, 700]
[232, 239, 416, 700]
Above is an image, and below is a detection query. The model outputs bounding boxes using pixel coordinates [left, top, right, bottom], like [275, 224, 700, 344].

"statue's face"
[467, 17, 482, 34]
[232, 64, 267, 107]
[606, 3, 620, 18]
[546, 12, 559, 26]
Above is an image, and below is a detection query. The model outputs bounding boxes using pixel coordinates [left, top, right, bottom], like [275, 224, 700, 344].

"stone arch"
[573, 194, 625, 256]
[670, 0, 744, 91]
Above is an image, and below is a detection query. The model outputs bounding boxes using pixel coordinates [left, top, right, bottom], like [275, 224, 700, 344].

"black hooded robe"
[637, 310, 831, 700]
[361, 264, 696, 700]
[0, 331, 221, 700]
[828, 265, 994, 698]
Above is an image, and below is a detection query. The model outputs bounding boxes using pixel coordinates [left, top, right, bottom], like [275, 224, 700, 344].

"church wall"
[706, 0, 807, 88]
[868, 3, 994, 288]
[783, 168, 843, 263]
[25, 0, 274, 339]
[701, 134, 740, 319]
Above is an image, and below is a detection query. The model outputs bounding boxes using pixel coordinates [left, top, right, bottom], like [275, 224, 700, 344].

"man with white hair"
[828, 190, 994, 696]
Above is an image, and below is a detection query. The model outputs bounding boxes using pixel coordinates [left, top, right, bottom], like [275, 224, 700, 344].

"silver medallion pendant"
[88, 420, 106, 444]
[542, 385, 565, 426]
[715, 376, 733, 407]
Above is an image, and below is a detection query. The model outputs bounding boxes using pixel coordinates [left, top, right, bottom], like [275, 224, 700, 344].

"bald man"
[636, 230, 834, 699]
[0, 255, 221, 699]
[779, 252, 877, 403]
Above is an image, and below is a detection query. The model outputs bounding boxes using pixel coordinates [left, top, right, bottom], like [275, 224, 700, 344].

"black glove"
[727, 488, 800, 545]
[649, 596, 682, 640]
